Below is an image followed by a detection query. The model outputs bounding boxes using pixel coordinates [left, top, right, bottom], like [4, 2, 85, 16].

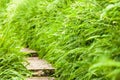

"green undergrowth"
[0, 0, 30, 80]
[0, 19, 29, 79]
[0, 0, 120, 80]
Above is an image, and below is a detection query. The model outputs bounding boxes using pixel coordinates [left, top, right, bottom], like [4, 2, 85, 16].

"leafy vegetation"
[0, 0, 30, 80]
[0, 0, 120, 80]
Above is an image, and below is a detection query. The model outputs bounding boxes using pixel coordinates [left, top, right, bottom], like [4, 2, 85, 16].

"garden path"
[21, 48, 55, 80]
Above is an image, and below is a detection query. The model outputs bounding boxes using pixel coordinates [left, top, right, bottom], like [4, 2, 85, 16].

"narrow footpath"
[21, 48, 55, 80]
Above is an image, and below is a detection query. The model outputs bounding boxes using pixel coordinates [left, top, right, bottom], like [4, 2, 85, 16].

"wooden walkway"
[21, 48, 55, 80]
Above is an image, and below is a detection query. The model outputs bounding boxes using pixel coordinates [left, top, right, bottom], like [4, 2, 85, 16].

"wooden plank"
[20, 48, 38, 57]
[21, 48, 37, 54]
[23, 57, 55, 76]
[27, 77, 55, 80]
[25, 57, 54, 70]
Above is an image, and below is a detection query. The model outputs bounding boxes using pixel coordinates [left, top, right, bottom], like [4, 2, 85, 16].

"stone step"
[21, 48, 38, 57]
[27, 77, 55, 80]
[24, 57, 55, 76]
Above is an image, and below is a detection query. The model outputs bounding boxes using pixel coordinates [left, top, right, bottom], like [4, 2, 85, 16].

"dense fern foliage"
[0, 0, 120, 80]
